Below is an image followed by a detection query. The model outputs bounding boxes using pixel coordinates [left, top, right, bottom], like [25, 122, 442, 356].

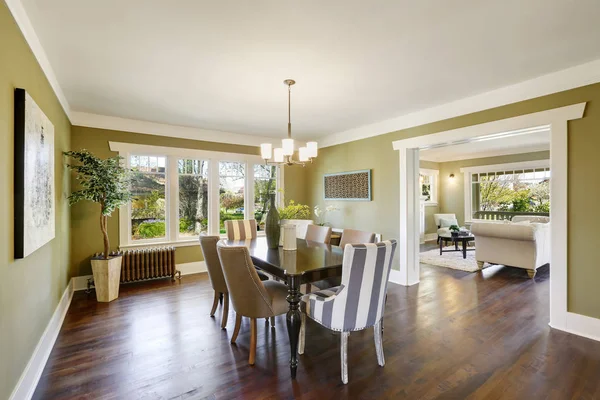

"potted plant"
[277, 192, 312, 242]
[449, 224, 460, 237]
[64, 150, 131, 302]
[313, 205, 340, 226]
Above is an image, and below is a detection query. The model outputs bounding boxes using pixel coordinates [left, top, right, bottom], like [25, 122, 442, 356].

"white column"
[419, 199, 425, 244]
[398, 147, 421, 286]
[549, 120, 568, 329]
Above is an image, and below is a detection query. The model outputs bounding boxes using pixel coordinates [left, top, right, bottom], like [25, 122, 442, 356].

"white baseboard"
[9, 279, 74, 400]
[550, 312, 600, 342]
[72, 275, 93, 291]
[388, 269, 402, 284]
[388, 269, 420, 286]
[424, 233, 438, 242]
[177, 261, 207, 276]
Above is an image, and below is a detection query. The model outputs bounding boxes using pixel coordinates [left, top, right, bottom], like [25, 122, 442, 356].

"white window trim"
[419, 168, 439, 206]
[460, 159, 550, 224]
[110, 142, 282, 248]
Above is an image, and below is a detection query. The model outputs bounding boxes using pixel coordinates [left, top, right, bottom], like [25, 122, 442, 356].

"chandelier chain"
[288, 81, 292, 138]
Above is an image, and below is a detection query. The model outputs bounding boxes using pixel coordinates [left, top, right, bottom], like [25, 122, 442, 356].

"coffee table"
[439, 232, 475, 259]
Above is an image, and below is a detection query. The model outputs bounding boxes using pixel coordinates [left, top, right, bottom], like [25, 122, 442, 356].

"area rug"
[419, 247, 488, 272]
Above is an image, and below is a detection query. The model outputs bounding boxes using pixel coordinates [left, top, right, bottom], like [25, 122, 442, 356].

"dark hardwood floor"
[34, 261, 600, 399]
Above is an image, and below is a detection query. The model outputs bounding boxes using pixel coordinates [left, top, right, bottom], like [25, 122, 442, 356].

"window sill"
[424, 202, 438, 207]
[119, 240, 200, 250]
[121, 232, 267, 249]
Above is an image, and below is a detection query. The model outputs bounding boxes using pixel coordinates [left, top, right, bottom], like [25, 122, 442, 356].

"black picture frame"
[14, 88, 26, 259]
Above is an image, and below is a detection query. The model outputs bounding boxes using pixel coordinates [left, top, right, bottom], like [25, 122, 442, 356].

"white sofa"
[470, 216, 550, 278]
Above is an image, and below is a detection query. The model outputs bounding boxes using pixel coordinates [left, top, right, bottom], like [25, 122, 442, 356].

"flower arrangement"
[314, 205, 339, 226]
[449, 224, 460, 232]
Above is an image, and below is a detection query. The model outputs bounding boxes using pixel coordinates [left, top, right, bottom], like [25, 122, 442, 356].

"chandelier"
[260, 79, 318, 166]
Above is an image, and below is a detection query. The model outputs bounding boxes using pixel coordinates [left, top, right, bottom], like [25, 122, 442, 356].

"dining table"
[221, 236, 344, 379]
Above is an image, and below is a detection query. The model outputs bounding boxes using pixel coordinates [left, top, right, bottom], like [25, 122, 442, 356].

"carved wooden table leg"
[286, 274, 302, 379]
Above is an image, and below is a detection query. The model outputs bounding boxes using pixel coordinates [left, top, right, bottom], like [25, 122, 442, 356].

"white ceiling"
[19, 0, 600, 141]
[420, 129, 550, 163]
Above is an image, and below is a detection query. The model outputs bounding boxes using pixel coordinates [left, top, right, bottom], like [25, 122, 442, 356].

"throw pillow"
[440, 218, 458, 228]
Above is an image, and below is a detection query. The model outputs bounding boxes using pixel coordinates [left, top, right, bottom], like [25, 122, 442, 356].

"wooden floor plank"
[32, 263, 600, 399]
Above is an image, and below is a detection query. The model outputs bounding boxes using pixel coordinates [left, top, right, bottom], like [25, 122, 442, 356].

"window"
[254, 165, 277, 231]
[219, 161, 246, 234]
[419, 168, 438, 205]
[178, 159, 208, 238]
[115, 143, 282, 247]
[130, 155, 167, 241]
[462, 161, 550, 222]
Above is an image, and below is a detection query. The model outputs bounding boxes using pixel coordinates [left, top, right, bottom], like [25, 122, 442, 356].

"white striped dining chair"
[225, 219, 258, 240]
[299, 239, 397, 384]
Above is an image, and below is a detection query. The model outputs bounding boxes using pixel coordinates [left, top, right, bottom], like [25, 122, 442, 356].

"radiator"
[116, 247, 180, 283]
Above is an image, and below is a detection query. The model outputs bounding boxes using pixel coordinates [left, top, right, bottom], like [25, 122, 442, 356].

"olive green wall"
[424, 205, 439, 235]
[306, 82, 600, 320]
[0, 3, 72, 399]
[70, 125, 303, 276]
[283, 163, 309, 206]
[438, 151, 550, 225]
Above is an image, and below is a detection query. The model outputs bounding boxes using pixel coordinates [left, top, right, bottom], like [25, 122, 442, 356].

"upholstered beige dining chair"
[216, 242, 289, 365]
[224, 219, 270, 281]
[305, 224, 332, 244]
[199, 235, 230, 329]
[339, 228, 376, 248]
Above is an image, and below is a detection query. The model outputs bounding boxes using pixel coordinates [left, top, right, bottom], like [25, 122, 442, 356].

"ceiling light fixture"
[261, 79, 317, 166]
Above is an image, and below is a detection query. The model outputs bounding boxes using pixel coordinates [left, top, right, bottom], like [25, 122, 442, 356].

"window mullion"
[245, 162, 254, 220]
[120, 151, 131, 247]
[167, 156, 178, 242]
[277, 166, 284, 208]
[209, 160, 220, 235]
[464, 172, 472, 222]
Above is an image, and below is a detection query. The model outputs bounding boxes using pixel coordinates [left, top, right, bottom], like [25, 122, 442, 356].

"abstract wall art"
[14, 88, 55, 259]
[323, 169, 372, 201]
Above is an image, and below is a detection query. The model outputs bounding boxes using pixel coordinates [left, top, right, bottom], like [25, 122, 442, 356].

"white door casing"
[392, 103, 591, 338]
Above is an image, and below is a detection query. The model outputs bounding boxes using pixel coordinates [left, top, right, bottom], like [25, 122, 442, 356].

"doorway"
[391, 103, 584, 331]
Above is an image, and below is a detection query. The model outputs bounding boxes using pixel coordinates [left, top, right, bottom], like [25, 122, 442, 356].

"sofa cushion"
[433, 213, 457, 227]
[471, 222, 536, 241]
[439, 218, 458, 228]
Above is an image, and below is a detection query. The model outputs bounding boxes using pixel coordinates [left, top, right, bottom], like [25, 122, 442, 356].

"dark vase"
[451, 231, 459, 238]
[265, 194, 280, 249]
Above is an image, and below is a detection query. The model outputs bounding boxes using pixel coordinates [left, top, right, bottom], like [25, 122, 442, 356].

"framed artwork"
[323, 169, 371, 201]
[14, 88, 55, 259]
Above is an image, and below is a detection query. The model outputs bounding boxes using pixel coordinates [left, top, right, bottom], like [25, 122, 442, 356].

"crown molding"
[71, 112, 281, 147]
[5, 0, 72, 119]
[321, 59, 600, 148]
[8, 0, 600, 148]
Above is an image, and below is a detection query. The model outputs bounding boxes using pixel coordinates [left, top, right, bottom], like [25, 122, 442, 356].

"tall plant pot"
[265, 195, 280, 249]
[91, 256, 122, 302]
